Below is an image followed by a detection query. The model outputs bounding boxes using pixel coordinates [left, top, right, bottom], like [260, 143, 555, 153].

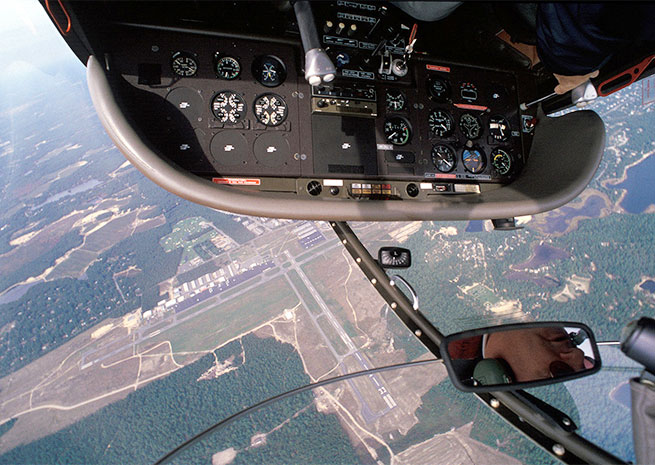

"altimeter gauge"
[211, 91, 246, 124]
[428, 109, 455, 137]
[254, 94, 288, 126]
[383, 116, 412, 146]
[171, 51, 198, 77]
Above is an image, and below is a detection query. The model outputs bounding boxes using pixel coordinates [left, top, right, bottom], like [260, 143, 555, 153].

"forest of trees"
[0, 335, 360, 465]
[0, 223, 182, 377]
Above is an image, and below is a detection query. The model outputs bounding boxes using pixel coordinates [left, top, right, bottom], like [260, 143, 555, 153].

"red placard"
[426, 64, 451, 73]
[212, 178, 261, 186]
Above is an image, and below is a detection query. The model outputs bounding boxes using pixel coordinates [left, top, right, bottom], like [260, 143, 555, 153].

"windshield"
[0, 1, 653, 464]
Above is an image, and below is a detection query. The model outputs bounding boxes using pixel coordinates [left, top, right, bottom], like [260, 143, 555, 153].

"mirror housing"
[440, 322, 601, 392]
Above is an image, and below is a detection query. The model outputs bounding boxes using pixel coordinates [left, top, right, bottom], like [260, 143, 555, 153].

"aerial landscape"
[0, 2, 653, 464]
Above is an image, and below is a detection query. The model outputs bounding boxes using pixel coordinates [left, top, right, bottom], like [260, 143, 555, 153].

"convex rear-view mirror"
[440, 322, 601, 392]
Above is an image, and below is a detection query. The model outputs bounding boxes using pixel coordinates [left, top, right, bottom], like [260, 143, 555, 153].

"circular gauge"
[428, 109, 455, 138]
[459, 113, 482, 140]
[383, 117, 411, 146]
[215, 56, 241, 80]
[252, 55, 286, 87]
[211, 91, 246, 124]
[462, 148, 486, 174]
[428, 76, 451, 101]
[489, 115, 510, 142]
[491, 148, 513, 175]
[385, 89, 406, 111]
[431, 145, 456, 173]
[459, 82, 478, 102]
[254, 94, 288, 126]
[171, 51, 198, 77]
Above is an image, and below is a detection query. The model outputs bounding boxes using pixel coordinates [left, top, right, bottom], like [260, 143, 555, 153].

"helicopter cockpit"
[30, 2, 655, 464]
[42, 0, 650, 222]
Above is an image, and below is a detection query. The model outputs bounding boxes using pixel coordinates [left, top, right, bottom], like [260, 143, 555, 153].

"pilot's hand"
[553, 70, 599, 94]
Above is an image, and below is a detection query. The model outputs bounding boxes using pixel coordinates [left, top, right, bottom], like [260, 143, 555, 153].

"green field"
[139, 276, 298, 354]
[316, 315, 348, 356]
[48, 249, 97, 279]
[286, 269, 322, 316]
[465, 283, 501, 306]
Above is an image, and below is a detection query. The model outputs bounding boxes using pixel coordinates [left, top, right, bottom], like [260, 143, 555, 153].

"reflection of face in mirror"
[447, 326, 596, 386]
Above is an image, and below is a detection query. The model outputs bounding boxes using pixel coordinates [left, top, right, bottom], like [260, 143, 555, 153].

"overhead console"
[71, 0, 605, 220]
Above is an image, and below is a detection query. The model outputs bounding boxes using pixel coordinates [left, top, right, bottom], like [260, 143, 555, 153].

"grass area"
[301, 254, 361, 339]
[466, 283, 501, 305]
[316, 315, 348, 356]
[48, 249, 97, 279]
[84, 213, 136, 252]
[286, 270, 322, 316]
[140, 276, 298, 354]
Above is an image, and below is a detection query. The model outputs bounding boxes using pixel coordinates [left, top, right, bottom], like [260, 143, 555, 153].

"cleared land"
[140, 276, 298, 354]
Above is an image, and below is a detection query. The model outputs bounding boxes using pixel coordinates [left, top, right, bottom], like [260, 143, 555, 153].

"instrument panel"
[109, 1, 535, 201]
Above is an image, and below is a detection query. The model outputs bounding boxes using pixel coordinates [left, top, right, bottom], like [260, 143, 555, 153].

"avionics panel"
[105, 0, 536, 203]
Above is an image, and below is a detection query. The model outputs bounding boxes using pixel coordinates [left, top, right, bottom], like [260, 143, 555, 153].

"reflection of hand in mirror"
[485, 327, 588, 382]
[447, 327, 595, 386]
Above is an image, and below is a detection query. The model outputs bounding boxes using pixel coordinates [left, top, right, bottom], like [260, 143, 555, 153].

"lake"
[614, 154, 655, 213]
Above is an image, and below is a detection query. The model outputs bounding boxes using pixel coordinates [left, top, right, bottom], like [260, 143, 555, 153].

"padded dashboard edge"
[87, 55, 605, 221]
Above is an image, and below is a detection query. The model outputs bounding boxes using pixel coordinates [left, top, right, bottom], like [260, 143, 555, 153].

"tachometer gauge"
[385, 89, 406, 111]
[459, 82, 478, 102]
[171, 51, 198, 77]
[215, 55, 241, 80]
[491, 148, 512, 175]
[428, 109, 454, 137]
[459, 113, 482, 140]
[211, 91, 246, 124]
[431, 145, 456, 173]
[427, 76, 451, 101]
[254, 94, 288, 126]
[489, 115, 510, 142]
[462, 148, 486, 174]
[383, 117, 411, 146]
[252, 55, 286, 87]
